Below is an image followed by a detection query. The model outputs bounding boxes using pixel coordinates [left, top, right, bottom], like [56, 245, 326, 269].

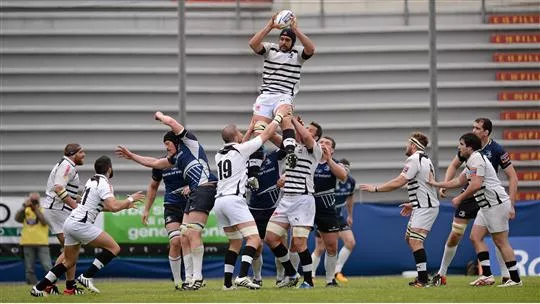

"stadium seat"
[490, 33, 540, 44]
[503, 129, 540, 140]
[496, 71, 540, 81]
[500, 111, 540, 120]
[508, 151, 539, 161]
[488, 15, 540, 24]
[516, 171, 540, 181]
[492, 53, 540, 62]
[498, 91, 540, 101]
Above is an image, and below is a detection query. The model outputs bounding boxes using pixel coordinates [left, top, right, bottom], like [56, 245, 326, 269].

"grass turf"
[1, 276, 539, 302]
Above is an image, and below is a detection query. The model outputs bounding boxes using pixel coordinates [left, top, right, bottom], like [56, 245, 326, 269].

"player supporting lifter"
[246, 12, 315, 191]
[431, 118, 518, 286]
[214, 112, 285, 290]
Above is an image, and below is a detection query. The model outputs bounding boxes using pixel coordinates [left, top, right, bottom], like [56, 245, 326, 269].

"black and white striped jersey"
[70, 174, 114, 224]
[464, 151, 510, 208]
[401, 151, 439, 209]
[43, 156, 80, 210]
[283, 143, 323, 195]
[259, 42, 308, 96]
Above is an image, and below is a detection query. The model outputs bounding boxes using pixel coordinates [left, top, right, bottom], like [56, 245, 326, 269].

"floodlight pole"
[428, 0, 439, 178]
[178, 0, 187, 126]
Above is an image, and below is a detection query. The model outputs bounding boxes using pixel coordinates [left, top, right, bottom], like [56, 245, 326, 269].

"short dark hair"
[310, 121, 323, 141]
[321, 136, 336, 149]
[94, 156, 113, 175]
[410, 132, 429, 149]
[339, 158, 350, 166]
[64, 143, 82, 157]
[460, 132, 482, 151]
[474, 117, 493, 136]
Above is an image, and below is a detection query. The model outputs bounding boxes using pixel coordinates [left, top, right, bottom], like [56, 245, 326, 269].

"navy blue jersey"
[169, 129, 217, 190]
[334, 175, 356, 215]
[458, 139, 511, 172]
[314, 160, 338, 209]
[249, 150, 283, 210]
[152, 166, 188, 206]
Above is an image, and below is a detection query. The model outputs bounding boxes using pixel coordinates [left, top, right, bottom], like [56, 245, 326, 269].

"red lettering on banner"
[491, 34, 540, 44]
[508, 151, 540, 161]
[498, 92, 540, 101]
[515, 192, 540, 201]
[496, 72, 540, 81]
[500, 111, 540, 120]
[489, 15, 540, 24]
[503, 130, 540, 140]
[516, 171, 540, 181]
[493, 53, 540, 62]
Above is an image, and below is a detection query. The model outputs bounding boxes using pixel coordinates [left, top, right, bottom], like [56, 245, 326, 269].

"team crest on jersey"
[483, 150, 492, 160]
[468, 168, 478, 176]
[402, 166, 410, 173]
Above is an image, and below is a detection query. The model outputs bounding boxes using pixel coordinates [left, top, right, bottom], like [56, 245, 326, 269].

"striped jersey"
[464, 151, 510, 208]
[152, 165, 188, 206]
[259, 42, 308, 96]
[283, 143, 323, 195]
[401, 151, 439, 209]
[215, 136, 264, 198]
[314, 160, 338, 209]
[43, 156, 80, 211]
[169, 129, 217, 190]
[248, 149, 284, 210]
[70, 174, 114, 224]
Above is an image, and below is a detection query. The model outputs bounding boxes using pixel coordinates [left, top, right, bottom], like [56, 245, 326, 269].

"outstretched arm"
[290, 17, 315, 57]
[116, 146, 172, 169]
[154, 111, 184, 135]
[360, 174, 408, 193]
[291, 116, 315, 149]
[103, 191, 145, 213]
[429, 172, 468, 190]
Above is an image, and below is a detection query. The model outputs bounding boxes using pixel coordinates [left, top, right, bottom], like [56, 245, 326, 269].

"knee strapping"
[240, 226, 259, 237]
[407, 227, 427, 242]
[451, 222, 467, 235]
[225, 230, 243, 240]
[292, 227, 310, 238]
[253, 121, 268, 134]
[266, 222, 287, 238]
[186, 223, 204, 232]
[168, 229, 182, 240]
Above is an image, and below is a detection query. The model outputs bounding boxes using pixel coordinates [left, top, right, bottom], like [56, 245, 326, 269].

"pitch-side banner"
[104, 197, 228, 244]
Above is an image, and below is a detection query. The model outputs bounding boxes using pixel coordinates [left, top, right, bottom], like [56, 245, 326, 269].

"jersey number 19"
[217, 159, 232, 180]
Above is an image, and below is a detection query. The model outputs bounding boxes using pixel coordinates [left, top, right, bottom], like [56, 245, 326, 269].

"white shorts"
[214, 196, 255, 228]
[253, 93, 293, 119]
[63, 217, 103, 246]
[270, 194, 315, 227]
[43, 208, 71, 235]
[473, 202, 511, 233]
[408, 207, 439, 231]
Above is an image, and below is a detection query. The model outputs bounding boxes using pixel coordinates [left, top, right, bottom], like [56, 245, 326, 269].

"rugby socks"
[224, 250, 238, 288]
[282, 129, 296, 154]
[252, 256, 263, 281]
[168, 256, 182, 286]
[324, 252, 338, 284]
[413, 249, 428, 283]
[36, 263, 67, 290]
[275, 257, 285, 281]
[239, 246, 257, 278]
[438, 245, 457, 276]
[191, 245, 205, 281]
[183, 253, 194, 283]
[66, 280, 76, 290]
[495, 247, 510, 279]
[247, 147, 264, 180]
[84, 249, 116, 278]
[477, 251, 492, 277]
[298, 249, 314, 286]
[505, 261, 521, 283]
[335, 247, 352, 274]
[311, 252, 321, 276]
[271, 243, 297, 277]
[290, 251, 300, 272]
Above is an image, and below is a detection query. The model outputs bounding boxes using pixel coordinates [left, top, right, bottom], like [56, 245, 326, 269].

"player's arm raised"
[249, 13, 279, 54]
[324, 151, 347, 182]
[440, 155, 463, 198]
[290, 16, 315, 58]
[291, 116, 315, 149]
[360, 174, 408, 193]
[154, 111, 185, 135]
[115, 146, 172, 170]
[103, 191, 145, 212]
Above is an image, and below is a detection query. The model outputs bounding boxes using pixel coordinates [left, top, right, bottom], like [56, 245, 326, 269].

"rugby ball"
[274, 10, 295, 29]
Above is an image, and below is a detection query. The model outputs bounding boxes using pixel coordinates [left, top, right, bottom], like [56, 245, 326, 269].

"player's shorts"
[185, 184, 216, 215]
[164, 203, 186, 226]
[43, 208, 71, 235]
[249, 208, 275, 239]
[454, 197, 480, 219]
[314, 202, 341, 233]
[338, 215, 351, 231]
[253, 93, 293, 119]
[63, 217, 102, 246]
[473, 201, 511, 233]
[408, 207, 439, 231]
[270, 194, 315, 227]
[214, 196, 255, 228]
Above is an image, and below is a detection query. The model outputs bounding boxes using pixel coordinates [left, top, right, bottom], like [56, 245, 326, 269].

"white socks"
[311, 252, 321, 276]
[324, 252, 338, 283]
[290, 251, 300, 272]
[438, 245, 457, 276]
[495, 247, 510, 278]
[252, 256, 263, 280]
[335, 247, 351, 274]
[169, 256, 182, 285]
[191, 245, 205, 281]
[183, 253, 193, 283]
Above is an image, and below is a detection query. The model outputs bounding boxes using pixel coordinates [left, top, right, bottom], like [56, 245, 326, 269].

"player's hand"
[321, 146, 331, 162]
[277, 175, 286, 188]
[451, 197, 462, 208]
[347, 215, 353, 227]
[290, 16, 298, 31]
[142, 210, 149, 225]
[182, 186, 191, 197]
[508, 206, 516, 220]
[399, 202, 413, 217]
[439, 188, 448, 198]
[359, 184, 376, 193]
[296, 115, 304, 126]
[129, 191, 145, 204]
[154, 111, 164, 121]
[115, 146, 133, 160]
[269, 13, 280, 29]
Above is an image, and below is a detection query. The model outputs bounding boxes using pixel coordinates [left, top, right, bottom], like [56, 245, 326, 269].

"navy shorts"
[164, 204, 186, 225]
[455, 197, 480, 219]
[250, 208, 275, 239]
[185, 184, 216, 215]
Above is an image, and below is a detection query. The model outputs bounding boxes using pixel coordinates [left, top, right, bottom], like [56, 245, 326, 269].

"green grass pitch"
[1, 276, 539, 302]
